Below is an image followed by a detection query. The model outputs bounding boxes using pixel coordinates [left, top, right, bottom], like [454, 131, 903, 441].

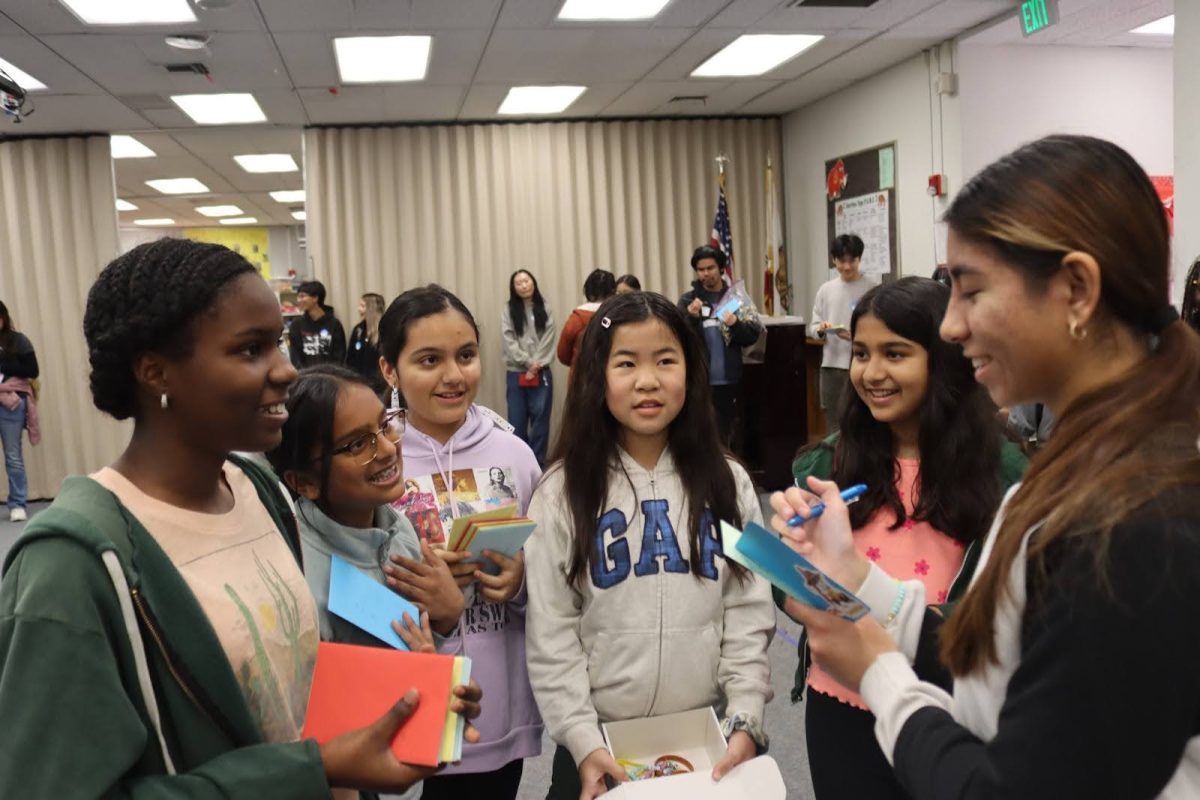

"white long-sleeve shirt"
[808, 275, 875, 369]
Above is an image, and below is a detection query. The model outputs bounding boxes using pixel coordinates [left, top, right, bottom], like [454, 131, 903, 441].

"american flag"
[710, 171, 734, 281]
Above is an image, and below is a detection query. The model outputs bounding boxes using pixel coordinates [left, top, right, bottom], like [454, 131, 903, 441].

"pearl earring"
[160, 393, 169, 410]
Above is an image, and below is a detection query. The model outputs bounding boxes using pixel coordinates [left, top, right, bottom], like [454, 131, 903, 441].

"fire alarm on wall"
[927, 174, 947, 197]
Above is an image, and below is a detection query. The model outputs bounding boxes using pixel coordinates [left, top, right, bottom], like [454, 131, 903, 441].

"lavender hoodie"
[394, 404, 543, 773]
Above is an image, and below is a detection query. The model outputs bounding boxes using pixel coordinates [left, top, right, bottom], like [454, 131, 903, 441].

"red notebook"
[303, 642, 456, 767]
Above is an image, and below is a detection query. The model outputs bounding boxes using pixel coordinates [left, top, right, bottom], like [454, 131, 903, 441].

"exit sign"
[1020, 0, 1059, 36]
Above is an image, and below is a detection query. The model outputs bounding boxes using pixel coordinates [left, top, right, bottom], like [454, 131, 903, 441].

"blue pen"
[786, 483, 868, 526]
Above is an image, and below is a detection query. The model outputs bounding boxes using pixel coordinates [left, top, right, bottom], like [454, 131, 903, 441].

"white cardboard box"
[600, 707, 785, 800]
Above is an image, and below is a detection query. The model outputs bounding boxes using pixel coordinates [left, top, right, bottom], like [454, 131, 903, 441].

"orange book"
[303, 642, 457, 767]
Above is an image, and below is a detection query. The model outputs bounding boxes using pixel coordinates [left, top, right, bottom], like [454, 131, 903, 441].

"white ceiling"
[0, 0, 1171, 227]
[965, 0, 1172, 46]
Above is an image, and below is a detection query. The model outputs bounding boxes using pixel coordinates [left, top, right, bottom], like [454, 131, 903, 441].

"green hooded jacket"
[0, 455, 332, 798]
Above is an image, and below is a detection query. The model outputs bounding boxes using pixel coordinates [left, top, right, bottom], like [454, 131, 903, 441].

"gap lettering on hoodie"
[592, 501, 722, 588]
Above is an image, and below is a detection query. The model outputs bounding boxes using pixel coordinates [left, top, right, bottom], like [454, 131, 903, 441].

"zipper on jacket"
[645, 470, 665, 716]
[130, 586, 241, 745]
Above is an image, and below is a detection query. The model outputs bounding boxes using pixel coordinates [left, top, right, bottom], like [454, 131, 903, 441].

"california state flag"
[764, 154, 790, 315]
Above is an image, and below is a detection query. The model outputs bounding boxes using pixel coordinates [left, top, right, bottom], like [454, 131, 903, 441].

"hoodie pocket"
[586, 630, 658, 721]
[653, 624, 722, 714]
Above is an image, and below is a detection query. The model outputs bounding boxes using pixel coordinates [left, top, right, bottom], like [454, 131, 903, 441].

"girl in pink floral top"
[782, 278, 1025, 800]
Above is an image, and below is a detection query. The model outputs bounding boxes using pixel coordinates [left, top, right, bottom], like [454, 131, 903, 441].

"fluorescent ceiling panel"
[291, 210, 307, 221]
[557, 0, 671, 21]
[270, 190, 306, 203]
[57, 0, 197, 25]
[110, 135, 155, 159]
[692, 34, 824, 77]
[115, 199, 138, 211]
[498, 85, 586, 115]
[171, 93, 267, 125]
[233, 154, 299, 173]
[1131, 15, 1174, 35]
[146, 178, 210, 195]
[334, 35, 432, 83]
[0, 57, 47, 91]
[134, 218, 175, 226]
[196, 205, 243, 217]
[220, 217, 258, 225]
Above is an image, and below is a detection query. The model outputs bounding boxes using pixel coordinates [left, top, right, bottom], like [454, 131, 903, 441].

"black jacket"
[0, 332, 38, 379]
[287, 310, 346, 369]
[345, 321, 385, 391]
[677, 280, 761, 385]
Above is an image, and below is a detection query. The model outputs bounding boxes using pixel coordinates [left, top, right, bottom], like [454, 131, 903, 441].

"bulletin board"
[184, 227, 271, 279]
[824, 143, 899, 281]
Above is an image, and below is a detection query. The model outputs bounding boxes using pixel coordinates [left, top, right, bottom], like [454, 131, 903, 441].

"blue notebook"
[720, 521, 869, 621]
[327, 554, 422, 650]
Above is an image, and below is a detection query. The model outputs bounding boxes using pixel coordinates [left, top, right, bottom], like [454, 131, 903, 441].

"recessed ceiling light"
[270, 190, 306, 203]
[220, 217, 258, 225]
[1131, 15, 1174, 35]
[291, 210, 307, 221]
[498, 85, 586, 115]
[557, 0, 671, 21]
[196, 205, 243, 217]
[145, 178, 210, 195]
[171, 93, 267, 125]
[333, 35, 432, 83]
[57, 0, 197, 25]
[110, 135, 156, 159]
[692, 34, 824, 77]
[115, 199, 138, 211]
[233, 154, 299, 173]
[134, 218, 176, 226]
[0, 57, 47, 91]
[164, 34, 210, 51]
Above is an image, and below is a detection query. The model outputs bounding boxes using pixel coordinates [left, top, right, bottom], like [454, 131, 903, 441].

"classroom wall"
[957, 44, 1173, 180]
[1175, 3, 1199, 305]
[119, 225, 305, 279]
[781, 48, 956, 317]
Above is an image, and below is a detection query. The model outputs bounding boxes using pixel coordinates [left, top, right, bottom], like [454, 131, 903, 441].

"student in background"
[501, 270, 557, 466]
[615, 274, 641, 294]
[809, 234, 876, 432]
[0, 238, 480, 796]
[289, 280, 347, 368]
[773, 135, 1200, 798]
[525, 292, 775, 800]
[347, 292, 387, 392]
[678, 245, 763, 447]
[558, 268, 616, 370]
[782, 277, 1025, 800]
[0, 300, 38, 522]
[379, 285, 542, 800]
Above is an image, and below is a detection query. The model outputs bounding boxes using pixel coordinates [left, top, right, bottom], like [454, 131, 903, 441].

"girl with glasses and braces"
[267, 364, 466, 800]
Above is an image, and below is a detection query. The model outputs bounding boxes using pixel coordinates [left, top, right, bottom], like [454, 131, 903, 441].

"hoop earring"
[1068, 319, 1088, 341]
[160, 393, 169, 409]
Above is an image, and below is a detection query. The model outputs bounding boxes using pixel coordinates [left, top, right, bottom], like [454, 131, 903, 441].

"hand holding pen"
[768, 477, 871, 591]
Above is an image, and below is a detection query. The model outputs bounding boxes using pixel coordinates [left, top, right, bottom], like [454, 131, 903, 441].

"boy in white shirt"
[808, 234, 875, 432]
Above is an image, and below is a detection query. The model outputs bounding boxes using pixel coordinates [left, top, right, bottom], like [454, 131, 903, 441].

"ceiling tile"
[476, 26, 695, 84]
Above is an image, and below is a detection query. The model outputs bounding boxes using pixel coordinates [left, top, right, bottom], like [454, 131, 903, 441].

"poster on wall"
[835, 193, 891, 281]
[825, 143, 899, 281]
[185, 227, 271, 279]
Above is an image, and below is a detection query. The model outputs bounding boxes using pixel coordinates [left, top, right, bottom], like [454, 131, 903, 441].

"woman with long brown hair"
[771, 135, 1200, 797]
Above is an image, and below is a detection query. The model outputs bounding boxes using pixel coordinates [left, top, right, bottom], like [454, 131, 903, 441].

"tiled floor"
[0, 496, 816, 799]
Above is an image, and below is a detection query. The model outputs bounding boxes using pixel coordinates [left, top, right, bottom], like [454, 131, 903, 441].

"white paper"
[835, 191, 892, 280]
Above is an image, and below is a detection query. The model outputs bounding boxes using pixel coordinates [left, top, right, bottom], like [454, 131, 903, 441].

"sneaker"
[9, 507, 27, 522]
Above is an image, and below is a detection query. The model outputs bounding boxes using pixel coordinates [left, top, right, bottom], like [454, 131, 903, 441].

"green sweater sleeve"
[0, 539, 331, 800]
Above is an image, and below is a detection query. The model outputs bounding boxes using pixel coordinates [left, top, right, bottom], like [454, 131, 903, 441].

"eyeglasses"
[330, 409, 405, 465]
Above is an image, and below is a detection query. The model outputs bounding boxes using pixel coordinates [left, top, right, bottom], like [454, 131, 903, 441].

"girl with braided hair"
[0, 238, 481, 797]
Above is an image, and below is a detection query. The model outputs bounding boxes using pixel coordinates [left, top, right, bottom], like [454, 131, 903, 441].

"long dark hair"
[550, 291, 747, 585]
[940, 135, 1200, 675]
[266, 364, 372, 511]
[508, 269, 548, 337]
[0, 300, 15, 352]
[1183, 258, 1200, 332]
[819, 277, 1000, 545]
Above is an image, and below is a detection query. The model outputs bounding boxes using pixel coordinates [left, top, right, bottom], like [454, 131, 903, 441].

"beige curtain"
[0, 135, 125, 500]
[304, 118, 783, 430]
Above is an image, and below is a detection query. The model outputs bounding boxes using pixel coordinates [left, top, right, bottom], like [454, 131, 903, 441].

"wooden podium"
[738, 318, 819, 491]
